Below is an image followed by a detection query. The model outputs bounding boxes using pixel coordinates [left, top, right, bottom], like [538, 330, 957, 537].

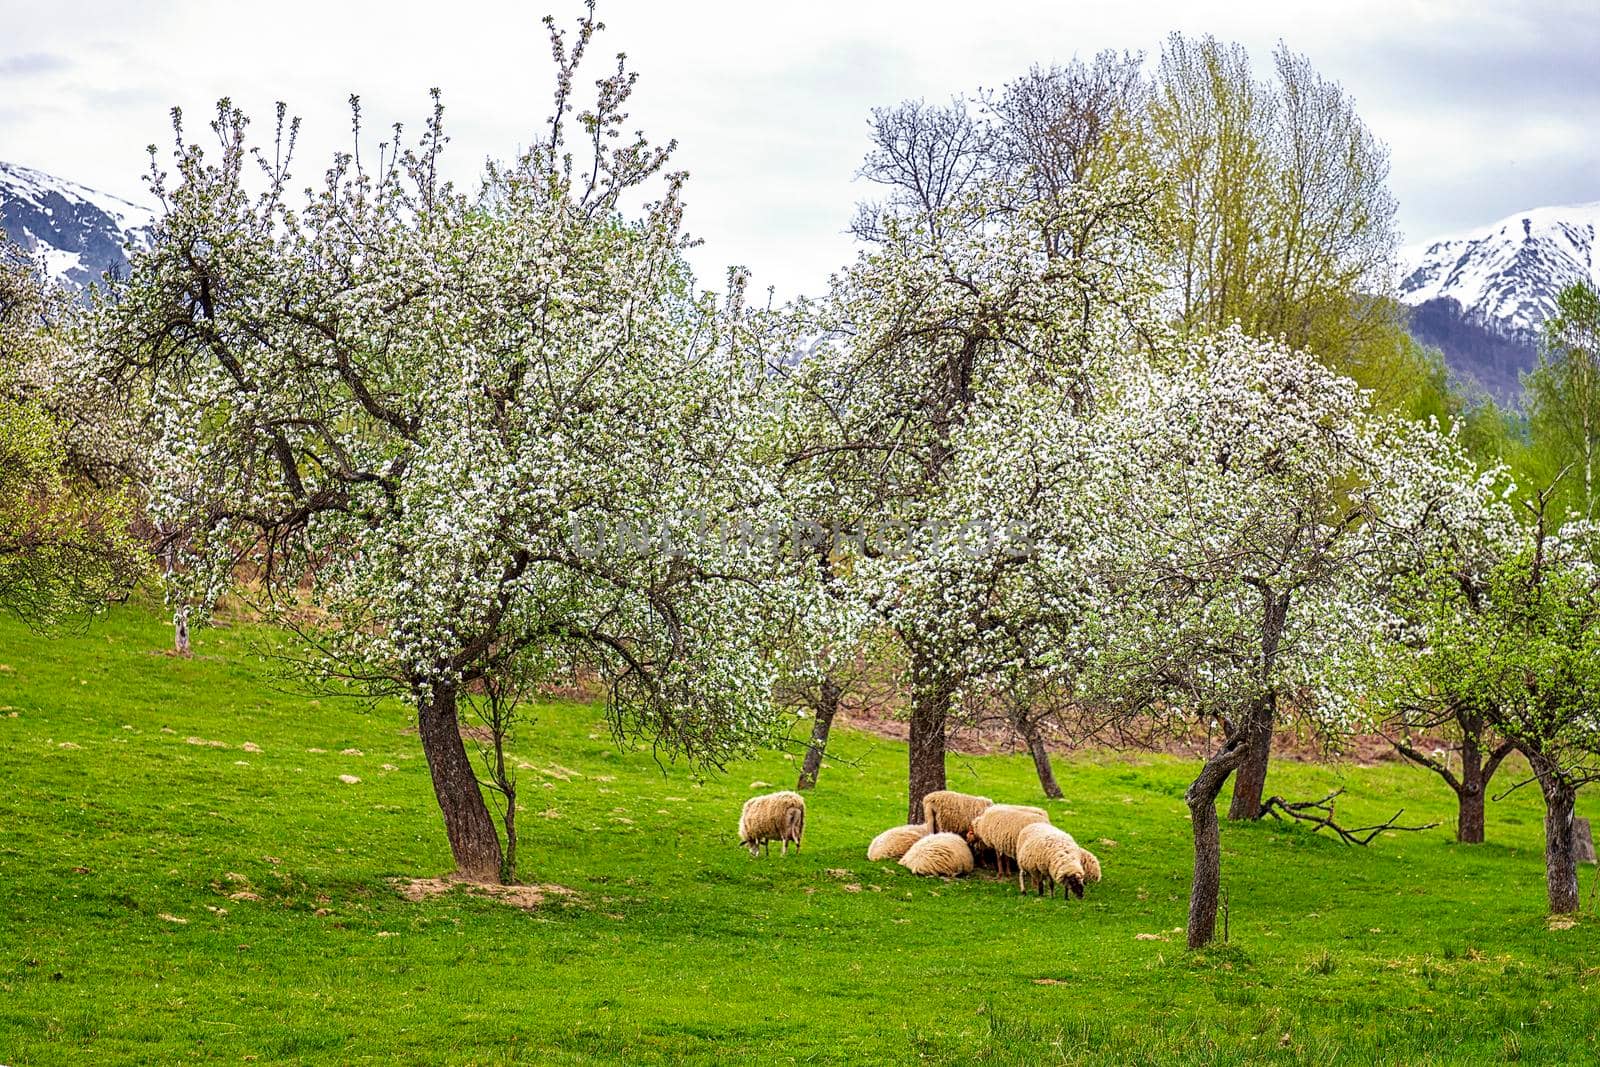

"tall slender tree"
[1526, 282, 1600, 519]
[1150, 35, 1402, 383]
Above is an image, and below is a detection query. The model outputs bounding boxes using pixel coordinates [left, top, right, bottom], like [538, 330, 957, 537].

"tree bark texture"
[1226, 695, 1274, 820]
[1532, 753, 1581, 914]
[1454, 733, 1495, 845]
[1227, 587, 1290, 821]
[1013, 711, 1063, 799]
[907, 652, 950, 824]
[418, 683, 504, 882]
[1187, 732, 1251, 949]
[1457, 779, 1487, 845]
[796, 678, 842, 791]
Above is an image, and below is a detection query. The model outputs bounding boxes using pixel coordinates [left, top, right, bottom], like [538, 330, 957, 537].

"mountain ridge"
[0, 160, 154, 289]
[1398, 200, 1600, 402]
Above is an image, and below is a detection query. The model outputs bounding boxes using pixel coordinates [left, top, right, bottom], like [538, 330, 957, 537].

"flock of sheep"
[737, 788, 1103, 899]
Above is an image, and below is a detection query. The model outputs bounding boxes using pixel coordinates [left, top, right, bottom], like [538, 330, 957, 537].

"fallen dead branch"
[1259, 788, 1438, 845]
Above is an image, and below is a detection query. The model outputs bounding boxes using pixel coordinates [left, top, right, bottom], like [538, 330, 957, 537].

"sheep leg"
[781, 839, 787, 856]
[1018, 868, 1026, 894]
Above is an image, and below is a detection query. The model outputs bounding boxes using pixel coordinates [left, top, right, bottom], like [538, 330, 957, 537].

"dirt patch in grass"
[835, 703, 1411, 767]
[390, 875, 579, 911]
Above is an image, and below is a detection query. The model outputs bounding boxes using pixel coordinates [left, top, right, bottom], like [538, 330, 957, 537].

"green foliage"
[0, 605, 1596, 1063]
[0, 244, 143, 628]
[1150, 35, 1401, 373]
[1525, 282, 1600, 520]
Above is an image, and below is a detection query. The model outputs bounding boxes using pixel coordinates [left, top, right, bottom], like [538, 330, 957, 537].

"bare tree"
[464, 664, 530, 884]
[851, 98, 990, 244]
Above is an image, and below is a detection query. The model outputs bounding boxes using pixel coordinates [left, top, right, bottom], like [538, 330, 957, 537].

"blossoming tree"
[0, 242, 142, 632]
[96, 9, 799, 881]
[793, 165, 1162, 821]
[1075, 328, 1474, 947]
[1378, 477, 1600, 911]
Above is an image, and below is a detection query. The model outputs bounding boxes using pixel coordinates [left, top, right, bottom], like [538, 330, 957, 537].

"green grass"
[2, 606, 1598, 1065]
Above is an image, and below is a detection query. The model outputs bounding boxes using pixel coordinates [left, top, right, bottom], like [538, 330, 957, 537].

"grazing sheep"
[1015, 825, 1087, 898]
[967, 804, 1050, 874]
[867, 823, 929, 862]
[899, 832, 975, 877]
[738, 790, 806, 856]
[921, 790, 993, 835]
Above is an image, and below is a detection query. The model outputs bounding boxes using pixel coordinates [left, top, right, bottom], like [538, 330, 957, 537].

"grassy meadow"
[2, 605, 1598, 1064]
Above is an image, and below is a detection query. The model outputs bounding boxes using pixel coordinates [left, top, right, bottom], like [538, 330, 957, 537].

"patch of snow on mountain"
[1400, 202, 1600, 338]
[0, 160, 156, 290]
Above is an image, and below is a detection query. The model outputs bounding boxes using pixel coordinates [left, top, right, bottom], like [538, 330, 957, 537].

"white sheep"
[920, 790, 993, 835]
[1015, 824, 1087, 898]
[867, 823, 929, 862]
[967, 804, 1050, 874]
[738, 790, 806, 856]
[899, 831, 975, 877]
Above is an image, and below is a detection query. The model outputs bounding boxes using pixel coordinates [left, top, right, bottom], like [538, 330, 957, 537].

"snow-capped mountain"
[0, 160, 155, 290]
[1401, 202, 1600, 338]
[1399, 202, 1600, 401]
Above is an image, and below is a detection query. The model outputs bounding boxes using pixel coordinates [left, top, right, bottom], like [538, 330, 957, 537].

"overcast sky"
[2, 0, 1595, 299]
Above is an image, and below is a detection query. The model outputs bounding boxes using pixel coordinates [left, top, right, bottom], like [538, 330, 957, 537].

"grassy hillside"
[1, 607, 1597, 1064]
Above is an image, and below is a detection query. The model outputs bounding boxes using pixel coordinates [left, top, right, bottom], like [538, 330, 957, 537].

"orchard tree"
[797, 159, 1164, 821]
[1369, 452, 1600, 903]
[757, 312, 882, 793]
[1365, 469, 1521, 844]
[1381, 690, 1515, 846]
[97, 7, 799, 882]
[0, 242, 143, 632]
[790, 69, 1169, 822]
[1076, 328, 1471, 947]
[1440, 486, 1600, 913]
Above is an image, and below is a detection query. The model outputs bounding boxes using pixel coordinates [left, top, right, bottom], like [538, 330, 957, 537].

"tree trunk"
[907, 652, 949, 824]
[1456, 736, 1486, 844]
[1533, 754, 1580, 914]
[417, 683, 504, 882]
[1187, 733, 1250, 949]
[1393, 719, 1508, 845]
[1014, 712, 1063, 799]
[1226, 694, 1274, 820]
[1228, 588, 1289, 821]
[1456, 782, 1486, 845]
[173, 606, 191, 657]
[796, 678, 842, 791]
[501, 782, 518, 885]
